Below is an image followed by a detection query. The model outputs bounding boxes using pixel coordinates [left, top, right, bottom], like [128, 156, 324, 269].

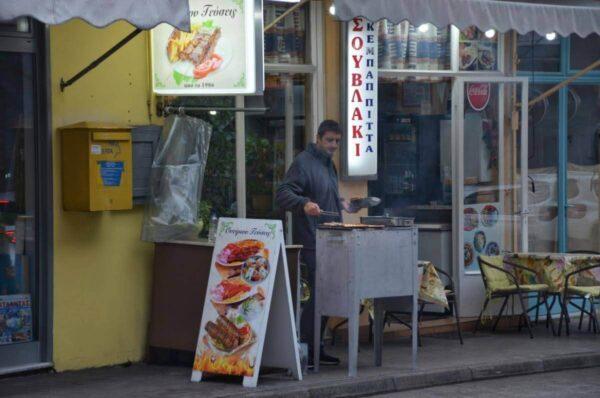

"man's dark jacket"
[276, 143, 342, 250]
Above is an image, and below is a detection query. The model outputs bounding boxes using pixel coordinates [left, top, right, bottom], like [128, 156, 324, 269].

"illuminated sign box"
[151, 0, 264, 95]
[344, 17, 378, 178]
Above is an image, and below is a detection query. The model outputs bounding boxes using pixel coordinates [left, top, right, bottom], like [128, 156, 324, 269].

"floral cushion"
[494, 283, 549, 293]
[567, 285, 600, 297]
[479, 255, 513, 292]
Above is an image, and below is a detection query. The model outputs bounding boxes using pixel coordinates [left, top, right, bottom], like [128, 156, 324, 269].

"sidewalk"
[2, 325, 599, 398]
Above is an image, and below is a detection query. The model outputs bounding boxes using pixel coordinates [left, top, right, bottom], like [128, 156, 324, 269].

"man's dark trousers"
[300, 248, 328, 354]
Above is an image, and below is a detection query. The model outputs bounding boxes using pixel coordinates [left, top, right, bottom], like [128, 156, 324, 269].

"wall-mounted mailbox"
[61, 122, 133, 211]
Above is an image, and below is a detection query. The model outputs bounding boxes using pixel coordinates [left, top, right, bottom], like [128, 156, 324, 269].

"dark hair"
[317, 119, 342, 138]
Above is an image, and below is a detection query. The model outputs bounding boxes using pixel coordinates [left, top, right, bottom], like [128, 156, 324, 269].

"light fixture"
[16, 17, 29, 33]
[484, 29, 496, 39]
[545, 32, 557, 41]
[418, 24, 430, 33]
[329, 4, 336, 16]
[209, 110, 217, 116]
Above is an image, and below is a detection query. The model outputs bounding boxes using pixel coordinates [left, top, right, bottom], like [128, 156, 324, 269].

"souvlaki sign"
[345, 17, 378, 178]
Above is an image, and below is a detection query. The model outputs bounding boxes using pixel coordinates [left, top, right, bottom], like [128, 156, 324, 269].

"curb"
[219, 352, 600, 398]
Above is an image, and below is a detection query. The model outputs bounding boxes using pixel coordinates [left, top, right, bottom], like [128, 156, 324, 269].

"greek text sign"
[151, 0, 263, 95]
[346, 18, 378, 177]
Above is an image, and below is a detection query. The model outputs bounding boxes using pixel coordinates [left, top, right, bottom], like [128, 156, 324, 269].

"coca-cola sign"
[467, 83, 491, 111]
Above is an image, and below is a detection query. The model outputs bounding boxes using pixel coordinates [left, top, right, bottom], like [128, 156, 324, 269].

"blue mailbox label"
[98, 161, 124, 187]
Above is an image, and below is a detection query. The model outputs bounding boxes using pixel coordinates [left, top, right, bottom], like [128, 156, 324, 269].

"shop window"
[264, 1, 309, 64]
[377, 22, 451, 71]
[566, 85, 600, 251]
[370, 78, 452, 221]
[0, 46, 37, 348]
[517, 32, 561, 72]
[570, 34, 600, 71]
[527, 84, 559, 252]
[458, 26, 498, 71]
[164, 96, 238, 222]
[245, 74, 309, 220]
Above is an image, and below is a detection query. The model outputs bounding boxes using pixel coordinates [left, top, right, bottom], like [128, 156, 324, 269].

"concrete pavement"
[1, 325, 599, 397]
[372, 367, 600, 397]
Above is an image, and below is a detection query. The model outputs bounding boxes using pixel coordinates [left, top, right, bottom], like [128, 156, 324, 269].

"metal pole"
[59, 28, 143, 91]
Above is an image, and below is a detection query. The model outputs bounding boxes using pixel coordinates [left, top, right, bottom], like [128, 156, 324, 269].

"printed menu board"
[191, 218, 300, 387]
[151, 0, 263, 95]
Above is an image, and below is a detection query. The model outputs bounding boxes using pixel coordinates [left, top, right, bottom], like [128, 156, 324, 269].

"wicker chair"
[558, 261, 600, 336]
[475, 255, 550, 338]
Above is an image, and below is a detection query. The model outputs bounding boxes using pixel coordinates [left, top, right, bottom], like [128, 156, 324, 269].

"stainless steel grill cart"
[314, 225, 418, 376]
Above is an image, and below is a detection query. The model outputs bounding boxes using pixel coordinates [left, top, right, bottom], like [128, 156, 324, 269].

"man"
[276, 119, 358, 366]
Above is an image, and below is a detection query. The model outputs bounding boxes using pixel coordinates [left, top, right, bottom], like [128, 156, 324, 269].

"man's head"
[316, 119, 342, 157]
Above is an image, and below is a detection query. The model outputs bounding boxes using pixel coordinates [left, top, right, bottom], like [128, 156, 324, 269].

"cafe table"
[503, 252, 600, 333]
[503, 252, 600, 293]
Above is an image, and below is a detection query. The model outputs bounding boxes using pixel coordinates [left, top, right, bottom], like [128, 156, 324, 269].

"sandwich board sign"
[191, 218, 301, 387]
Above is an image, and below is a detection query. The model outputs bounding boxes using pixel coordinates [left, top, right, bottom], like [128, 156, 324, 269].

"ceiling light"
[418, 24, 430, 33]
[329, 4, 336, 15]
[484, 29, 496, 39]
[545, 32, 557, 41]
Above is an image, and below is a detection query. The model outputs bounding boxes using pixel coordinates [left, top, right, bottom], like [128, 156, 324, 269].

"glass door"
[0, 21, 50, 372]
[453, 77, 529, 316]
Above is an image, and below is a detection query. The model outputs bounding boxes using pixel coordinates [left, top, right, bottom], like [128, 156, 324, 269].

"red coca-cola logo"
[467, 83, 491, 111]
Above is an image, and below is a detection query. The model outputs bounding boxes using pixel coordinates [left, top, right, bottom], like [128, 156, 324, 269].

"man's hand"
[341, 199, 359, 214]
[303, 201, 321, 216]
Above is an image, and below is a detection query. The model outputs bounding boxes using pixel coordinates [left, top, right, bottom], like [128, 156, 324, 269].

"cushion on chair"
[494, 283, 549, 293]
[479, 255, 513, 292]
[567, 285, 600, 297]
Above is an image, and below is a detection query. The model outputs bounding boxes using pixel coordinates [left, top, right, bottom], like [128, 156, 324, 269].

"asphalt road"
[372, 367, 600, 398]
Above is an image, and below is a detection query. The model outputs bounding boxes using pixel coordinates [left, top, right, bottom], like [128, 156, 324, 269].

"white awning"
[334, 0, 600, 37]
[0, 0, 190, 31]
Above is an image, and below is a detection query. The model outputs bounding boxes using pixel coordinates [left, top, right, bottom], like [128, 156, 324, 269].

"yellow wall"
[50, 20, 156, 371]
[48, 7, 368, 370]
[323, 1, 368, 224]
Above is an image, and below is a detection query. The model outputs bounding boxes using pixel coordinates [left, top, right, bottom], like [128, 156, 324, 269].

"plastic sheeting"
[141, 114, 212, 242]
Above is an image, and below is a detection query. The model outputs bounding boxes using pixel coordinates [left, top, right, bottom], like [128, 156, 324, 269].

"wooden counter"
[148, 240, 302, 355]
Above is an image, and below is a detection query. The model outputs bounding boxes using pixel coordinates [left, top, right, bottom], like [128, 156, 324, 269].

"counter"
[148, 240, 302, 357]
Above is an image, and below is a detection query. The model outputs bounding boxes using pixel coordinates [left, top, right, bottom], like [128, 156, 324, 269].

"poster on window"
[0, 294, 32, 345]
[151, 0, 264, 95]
[191, 218, 300, 387]
[463, 199, 504, 274]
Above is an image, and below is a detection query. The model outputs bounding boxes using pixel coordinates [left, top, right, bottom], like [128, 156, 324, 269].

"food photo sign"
[191, 218, 301, 387]
[151, 0, 264, 95]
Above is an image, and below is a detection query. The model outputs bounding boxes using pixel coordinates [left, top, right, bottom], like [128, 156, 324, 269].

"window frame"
[518, 33, 600, 252]
[235, 0, 324, 219]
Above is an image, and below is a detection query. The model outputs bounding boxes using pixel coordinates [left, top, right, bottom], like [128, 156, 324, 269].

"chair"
[558, 261, 600, 336]
[475, 256, 550, 338]
[565, 250, 600, 333]
[417, 265, 463, 345]
[384, 263, 463, 346]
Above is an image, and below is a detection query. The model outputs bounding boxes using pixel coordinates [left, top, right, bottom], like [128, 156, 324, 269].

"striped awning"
[334, 0, 600, 37]
[0, 0, 190, 31]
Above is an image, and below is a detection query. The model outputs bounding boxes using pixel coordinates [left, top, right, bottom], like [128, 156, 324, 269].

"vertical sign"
[191, 218, 301, 387]
[346, 18, 378, 177]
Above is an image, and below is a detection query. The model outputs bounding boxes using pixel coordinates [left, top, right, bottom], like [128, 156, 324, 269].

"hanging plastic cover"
[142, 114, 212, 242]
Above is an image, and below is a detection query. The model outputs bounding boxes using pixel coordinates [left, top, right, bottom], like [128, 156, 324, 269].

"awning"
[0, 0, 190, 31]
[334, 0, 600, 37]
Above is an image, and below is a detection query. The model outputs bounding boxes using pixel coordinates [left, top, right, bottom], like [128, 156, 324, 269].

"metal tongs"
[319, 210, 341, 218]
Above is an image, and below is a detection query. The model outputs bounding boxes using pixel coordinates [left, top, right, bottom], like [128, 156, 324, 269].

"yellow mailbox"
[61, 122, 133, 211]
